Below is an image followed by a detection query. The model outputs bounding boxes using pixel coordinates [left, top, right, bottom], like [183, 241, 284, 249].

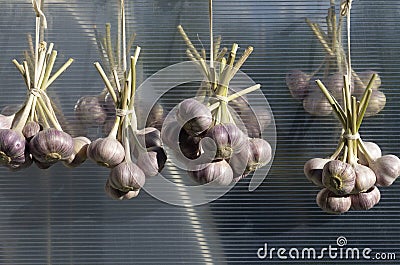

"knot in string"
[343, 132, 360, 140]
[30, 88, 41, 97]
[340, 0, 353, 16]
[116, 109, 135, 117]
[215, 95, 229, 103]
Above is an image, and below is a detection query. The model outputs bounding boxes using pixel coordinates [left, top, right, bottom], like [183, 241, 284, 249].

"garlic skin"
[365, 90, 386, 117]
[188, 160, 233, 186]
[104, 179, 140, 200]
[146, 103, 165, 130]
[370, 155, 400, 187]
[286, 70, 310, 99]
[352, 164, 377, 193]
[322, 160, 356, 195]
[176, 98, 212, 136]
[87, 137, 125, 168]
[358, 141, 382, 166]
[0, 129, 27, 166]
[29, 128, 74, 163]
[303, 92, 332, 116]
[136, 146, 167, 177]
[22, 121, 41, 140]
[304, 158, 331, 187]
[161, 119, 181, 152]
[351, 186, 381, 210]
[109, 161, 145, 192]
[74, 95, 107, 125]
[316, 188, 351, 214]
[63, 136, 91, 168]
[0, 114, 15, 130]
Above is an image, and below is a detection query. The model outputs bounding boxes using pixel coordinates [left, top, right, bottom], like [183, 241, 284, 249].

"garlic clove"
[104, 179, 140, 200]
[87, 137, 125, 168]
[109, 161, 145, 192]
[63, 136, 91, 168]
[370, 154, 400, 187]
[352, 164, 377, 193]
[286, 70, 310, 99]
[322, 160, 356, 195]
[7, 152, 33, 171]
[0, 129, 27, 166]
[304, 158, 331, 187]
[188, 159, 233, 186]
[29, 128, 74, 163]
[358, 141, 381, 166]
[350, 186, 381, 210]
[316, 188, 351, 214]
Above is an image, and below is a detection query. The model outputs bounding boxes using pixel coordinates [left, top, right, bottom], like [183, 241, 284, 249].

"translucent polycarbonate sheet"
[0, 0, 399, 264]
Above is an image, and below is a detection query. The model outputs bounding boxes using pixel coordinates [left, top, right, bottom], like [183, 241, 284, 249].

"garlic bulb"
[202, 123, 247, 160]
[316, 188, 351, 214]
[7, 152, 33, 171]
[63, 136, 91, 168]
[304, 158, 331, 187]
[188, 159, 233, 186]
[29, 128, 74, 163]
[136, 146, 167, 177]
[74, 95, 107, 125]
[303, 92, 332, 116]
[136, 127, 162, 149]
[109, 161, 145, 192]
[229, 141, 251, 178]
[322, 160, 356, 195]
[0, 114, 15, 130]
[87, 137, 125, 168]
[352, 164, 377, 193]
[246, 138, 272, 172]
[104, 179, 140, 200]
[351, 186, 381, 211]
[354, 70, 381, 95]
[370, 154, 400, 187]
[22, 121, 41, 140]
[176, 98, 212, 136]
[365, 90, 386, 117]
[286, 70, 309, 99]
[326, 72, 354, 99]
[0, 129, 27, 166]
[358, 141, 381, 166]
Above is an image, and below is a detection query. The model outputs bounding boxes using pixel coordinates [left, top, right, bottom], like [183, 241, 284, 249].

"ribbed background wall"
[0, 0, 399, 264]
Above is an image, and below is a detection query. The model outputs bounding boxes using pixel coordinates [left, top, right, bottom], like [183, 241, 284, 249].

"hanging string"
[209, 0, 214, 68]
[341, 0, 353, 80]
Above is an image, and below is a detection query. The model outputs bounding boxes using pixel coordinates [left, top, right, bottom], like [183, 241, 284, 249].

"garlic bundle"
[0, 1, 89, 171]
[161, 25, 273, 186]
[286, 2, 386, 117]
[302, 0, 398, 214]
[89, 2, 167, 200]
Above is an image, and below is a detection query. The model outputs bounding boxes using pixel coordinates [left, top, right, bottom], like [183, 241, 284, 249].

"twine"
[30, 88, 41, 97]
[31, 0, 48, 29]
[116, 108, 135, 117]
[340, 0, 353, 16]
[343, 132, 360, 140]
[215, 95, 229, 103]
